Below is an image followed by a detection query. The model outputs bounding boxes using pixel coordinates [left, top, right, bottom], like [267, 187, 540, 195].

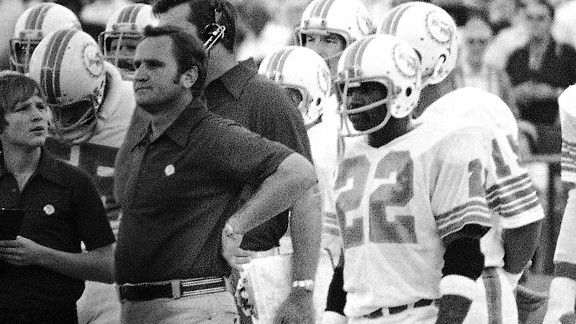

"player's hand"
[273, 288, 315, 324]
[0, 236, 46, 266]
[221, 229, 253, 269]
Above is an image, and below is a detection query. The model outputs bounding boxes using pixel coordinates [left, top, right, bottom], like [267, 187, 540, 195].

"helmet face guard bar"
[9, 38, 40, 74]
[203, 24, 226, 52]
[335, 77, 394, 137]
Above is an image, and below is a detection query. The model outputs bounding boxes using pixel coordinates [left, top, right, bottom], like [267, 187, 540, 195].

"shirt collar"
[0, 145, 65, 187]
[215, 58, 258, 99]
[163, 97, 209, 147]
[126, 97, 209, 149]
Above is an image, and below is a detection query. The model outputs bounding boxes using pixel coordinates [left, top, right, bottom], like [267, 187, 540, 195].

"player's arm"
[432, 130, 493, 324]
[544, 86, 576, 323]
[437, 226, 487, 324]
[502, 221, 541, 282]
[322, 252, 347, 324]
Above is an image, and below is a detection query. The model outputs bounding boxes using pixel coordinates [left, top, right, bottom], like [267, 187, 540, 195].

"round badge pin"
[43, 204, 55, 215]
[165, 164, 175, 176]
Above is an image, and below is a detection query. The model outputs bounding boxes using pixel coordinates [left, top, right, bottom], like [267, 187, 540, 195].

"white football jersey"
[561, 85, 576, 184]
[336, 120, 494, 318]
[418, 88, 544, 267]
[45, 62, 135, 234]
[555, 84, 576, 266]
[308, 93, 342, 259]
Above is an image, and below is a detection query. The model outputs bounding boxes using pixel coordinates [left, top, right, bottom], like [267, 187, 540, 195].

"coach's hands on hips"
[221, 224, 254, 269]
[273, 288, 315, 324]
[0, 236, 47, 266]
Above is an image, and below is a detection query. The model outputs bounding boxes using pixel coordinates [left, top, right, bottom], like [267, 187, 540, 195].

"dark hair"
[143, 25, 207, 96]
[0, 72, 45, 132]
[153, 0, 237, 53]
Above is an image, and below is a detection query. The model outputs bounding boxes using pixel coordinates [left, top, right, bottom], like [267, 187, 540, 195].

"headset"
[202, 0, 226, 52]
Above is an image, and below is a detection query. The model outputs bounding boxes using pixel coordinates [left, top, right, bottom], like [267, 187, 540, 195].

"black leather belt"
[364, 299, 436, 318]
[118, 277, 227, 301]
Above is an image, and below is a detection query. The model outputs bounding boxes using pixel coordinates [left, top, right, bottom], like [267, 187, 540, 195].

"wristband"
[440, 275, 477, 301]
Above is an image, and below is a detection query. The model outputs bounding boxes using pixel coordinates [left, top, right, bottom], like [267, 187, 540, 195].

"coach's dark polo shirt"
[205, 58, 312, 251]
[0, 148, 114, 309]
[114, 98, 294, 284]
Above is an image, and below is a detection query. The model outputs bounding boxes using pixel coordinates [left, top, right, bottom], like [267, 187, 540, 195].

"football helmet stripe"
[319, 0, 337, 21]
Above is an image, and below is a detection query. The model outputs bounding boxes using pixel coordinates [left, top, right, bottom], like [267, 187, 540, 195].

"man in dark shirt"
[152, 1, 321, 322]
[0, 72, 115, 323]
[114, 25, 316, 323]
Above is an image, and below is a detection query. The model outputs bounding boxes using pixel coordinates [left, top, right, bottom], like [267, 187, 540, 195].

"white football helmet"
[297, 0, 375, 65]
[378, 2, 459, 86]
[335, 35, 422, 136]
[99, 4, 158, 80]
[10, 3, 81, 74]
[29, 29, 106, 145]
[259, 46, 331, 128]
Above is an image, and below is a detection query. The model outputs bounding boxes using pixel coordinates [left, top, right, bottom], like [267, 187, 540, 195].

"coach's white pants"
[243, 250, 334, 324]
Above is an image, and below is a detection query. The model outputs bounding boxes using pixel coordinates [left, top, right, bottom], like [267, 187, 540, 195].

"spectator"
[0, 72, 115, 323]
[454, 15, 518, 117]
[484, 0, 529, 71]
[505, 0, 576, 154]
[113, 25, 316, 323]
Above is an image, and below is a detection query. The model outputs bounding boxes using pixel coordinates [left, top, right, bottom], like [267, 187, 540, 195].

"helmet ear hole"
[316, 98, 322, 106]
[406, 87, 412, 97]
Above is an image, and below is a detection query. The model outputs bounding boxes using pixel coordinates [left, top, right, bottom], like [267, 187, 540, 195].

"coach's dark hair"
[153, 0, 237, 53]
[143, 25, 207, 97]
[0, 72, 45, 133]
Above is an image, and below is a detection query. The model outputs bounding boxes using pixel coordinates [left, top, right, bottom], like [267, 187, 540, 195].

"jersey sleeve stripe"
[434, 200, 492, 238]
[562, 140, 576, 182]
[493, 198, 542, 219]
[486, 173, 532, 199]
[438, 213, 493, 239]
[488, 186, 538, 209]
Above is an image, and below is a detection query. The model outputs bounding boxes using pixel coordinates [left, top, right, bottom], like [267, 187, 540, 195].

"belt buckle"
[171, 280, 181, 299]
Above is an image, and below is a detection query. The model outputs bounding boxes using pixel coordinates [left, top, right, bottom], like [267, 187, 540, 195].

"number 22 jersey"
[334, 120, 494, 318]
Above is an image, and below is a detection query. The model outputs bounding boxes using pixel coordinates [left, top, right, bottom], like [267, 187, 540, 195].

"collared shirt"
[506, 39, 576, 126]
[205, 58, 312, 251]
[0, 148, 114, 309]
[114, 97, 294, 284]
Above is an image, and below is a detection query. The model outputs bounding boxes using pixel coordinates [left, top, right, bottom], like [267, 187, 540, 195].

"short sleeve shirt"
[114, 98, 294, 284]
[205, 58, 312, 251]
[0, 148, 114, 309]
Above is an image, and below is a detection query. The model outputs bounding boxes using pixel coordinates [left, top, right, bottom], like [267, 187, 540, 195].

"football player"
[99, 3, 158, 81]
[258, 46, 336, 323]
[10, 3, 81, 74]
[296, 0, 375, 78]
[379, 2, 544, 323]
[28, 28, 136, 324]
[331, 33, 494, 323]
[418, 88, 544, 324]
[544, 84, 576, 323]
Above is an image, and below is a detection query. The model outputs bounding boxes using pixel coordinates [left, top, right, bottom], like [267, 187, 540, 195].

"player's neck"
[368, 118, 414, 148]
